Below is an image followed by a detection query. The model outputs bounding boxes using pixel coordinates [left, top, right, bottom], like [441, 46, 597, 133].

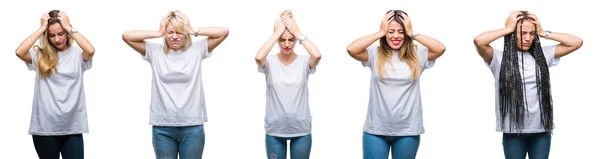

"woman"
[122, 10, 229, 159]
[346, 10, 446, 159]
[15, 10, 95, 159]
[255, 10, 322, 159]
[473, 10, 583, 159]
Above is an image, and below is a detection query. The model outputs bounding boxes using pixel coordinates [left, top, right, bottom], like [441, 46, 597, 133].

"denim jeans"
[32, 134, 84, 159]
[152, 125, 205, 159]
[502, 132, 551, 159]
[362, 132, 420, 159]
[265, 134, 312, 159]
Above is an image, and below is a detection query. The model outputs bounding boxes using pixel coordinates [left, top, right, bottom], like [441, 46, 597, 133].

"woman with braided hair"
[474, 10, 583, 159]
[347, 10, 446, 159]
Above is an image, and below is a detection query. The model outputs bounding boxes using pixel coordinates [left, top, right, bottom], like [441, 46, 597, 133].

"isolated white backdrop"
[0, 0, 597, 158]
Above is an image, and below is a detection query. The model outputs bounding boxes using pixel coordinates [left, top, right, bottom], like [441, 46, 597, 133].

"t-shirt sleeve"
[143, 40, 162, 63]
[361, 45, 378, 68]
[542, 44, 560, 67]
[74, 46, 92, 71]
[488, 47, 504, 72]
[195, 37, 212, 60]
[26, 49, 37, 71]
[417, 44, 435, 70]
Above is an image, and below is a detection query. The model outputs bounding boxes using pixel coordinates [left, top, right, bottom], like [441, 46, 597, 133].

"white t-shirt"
[25, 45, 92, 136]
[258, 54, 316, 137]
[361, 44, 434, 136]
[488, 45, 559, 133]
[144, 38, 212, 126]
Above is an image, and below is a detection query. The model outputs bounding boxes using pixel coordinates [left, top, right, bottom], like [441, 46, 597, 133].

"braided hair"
[499, 11, 553, 133]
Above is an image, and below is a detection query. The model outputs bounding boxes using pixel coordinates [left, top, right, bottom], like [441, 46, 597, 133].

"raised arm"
[255, 19, 285, 68]
[58, 11, 95, 62]
[400, 12, 445, 61]
[121, 15, 167, 55]
[16, 13, 49, 64]
[474, 10, 524, 64]
[281, 16, 321, 68]
[192, 27, 229, 52]
[528, 13, 583, 58]
[347, 12, 394, 62]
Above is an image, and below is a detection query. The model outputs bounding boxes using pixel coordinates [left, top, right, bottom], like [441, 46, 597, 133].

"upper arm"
[475, 40, 494, 65]
[16, 50, 33, 64]
[554, 38, 583, 59]
[348, 48, 368, 62]
[122, 34, 146, 56]
[207, 30, 229, 52]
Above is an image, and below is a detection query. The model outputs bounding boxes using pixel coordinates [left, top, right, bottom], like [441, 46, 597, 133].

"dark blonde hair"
[34, 10, 73, 78]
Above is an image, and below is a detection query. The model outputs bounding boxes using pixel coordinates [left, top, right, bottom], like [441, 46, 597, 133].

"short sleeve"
[74, 46, 92, 71]
[417, 44, 435, 69]
[488, 47, 504, 71]
[143, 40, 162, 62]
[26, 49, 37, 71]
[361, 45, 378, 68]
[542, 44, 560, 67]
[195, 37, 212, 60]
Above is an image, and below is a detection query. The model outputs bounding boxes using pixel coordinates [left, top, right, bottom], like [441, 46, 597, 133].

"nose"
[393, 32, 401, 39]
[284, 40, 290, 47]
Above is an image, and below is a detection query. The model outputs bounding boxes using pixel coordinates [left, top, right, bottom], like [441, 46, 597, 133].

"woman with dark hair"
[474, 10, 583, 159]
[347, 10, 446, 159]
[15, 10, 95, 159]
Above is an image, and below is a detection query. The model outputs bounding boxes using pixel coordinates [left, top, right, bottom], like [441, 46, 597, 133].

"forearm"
[122, 30, 164, 42]
[16, 27, 46, 57]
[474, 28, 512, 47]
[195, 27, 229, 39]
[256, 34, 279, 61]
[347, 31, 385, 54]
[412, 34, 445, 54]
[541, 31, 583, 47]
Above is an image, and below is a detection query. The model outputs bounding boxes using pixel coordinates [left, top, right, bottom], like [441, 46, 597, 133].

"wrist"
[377, 30, 386, 37]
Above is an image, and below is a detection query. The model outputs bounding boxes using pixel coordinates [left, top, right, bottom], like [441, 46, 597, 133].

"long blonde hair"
[162, 10, 193, 53]
[35, 10, 73, 78]
[376, 10, 420, 80]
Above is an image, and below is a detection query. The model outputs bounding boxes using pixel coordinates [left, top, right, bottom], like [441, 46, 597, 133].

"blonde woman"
[347, 10, 445, 159]
[255, 10, 321, 159]
[122, 10, 229, 159]
[15, 10, 95, 159]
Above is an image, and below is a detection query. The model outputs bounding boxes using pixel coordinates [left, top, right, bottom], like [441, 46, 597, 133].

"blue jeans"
[152, 125, 205, 159]
[32, 134, 84, 159]
[362, 132, 420, 159]
[502, 132, 551, 159]
[265, 134, 312, 159]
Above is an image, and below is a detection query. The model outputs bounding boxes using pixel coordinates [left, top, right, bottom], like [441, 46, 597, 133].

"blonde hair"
[162, 10, 193, 53]
[280, 10, 294, 18]
[35, 10, 73, 78]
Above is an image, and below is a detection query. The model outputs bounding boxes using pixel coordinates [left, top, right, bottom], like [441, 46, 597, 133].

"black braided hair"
[499, 10, 553, 133]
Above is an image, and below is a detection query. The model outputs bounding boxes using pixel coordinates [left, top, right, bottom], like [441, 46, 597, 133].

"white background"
[1, 0, 597, 158]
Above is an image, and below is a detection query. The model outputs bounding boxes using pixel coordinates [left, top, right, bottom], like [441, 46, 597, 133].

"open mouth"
[392, 40, 401, 45]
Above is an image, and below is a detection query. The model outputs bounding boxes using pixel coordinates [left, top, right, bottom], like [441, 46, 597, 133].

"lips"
[284, 48, 291, 51]
[392, 40, 401, 45]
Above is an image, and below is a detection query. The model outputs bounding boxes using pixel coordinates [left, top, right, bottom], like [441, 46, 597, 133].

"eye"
[58, 32, 64, 36]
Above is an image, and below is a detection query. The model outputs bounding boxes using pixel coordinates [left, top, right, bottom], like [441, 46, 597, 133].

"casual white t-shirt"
[144, 38, 212, 126]
[488, 45, 559, 133]
[25, 45, 92, 136]
[361, 44, 434, 136]
[258, 54, 316, 137]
